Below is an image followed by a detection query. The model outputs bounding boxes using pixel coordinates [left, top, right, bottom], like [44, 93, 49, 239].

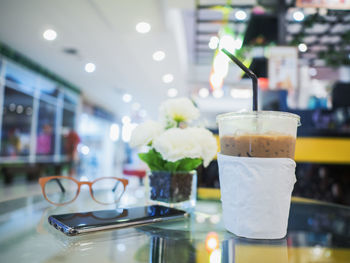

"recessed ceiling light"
[210, 73, 223, 90]
[84, 63, 96, 73]
[219, 35, 236, 53]
[309, 68, 317, 77]
[81, 145, 90, 155]
[293, 11, 305, 22]
[212, 89, 224, 99]
[208, 36, 219, 50]
[167, 88, 178, 97]
[298, 43, 307, 52]
[153, 51, 165, 61]
[162, 74, 174, 83]
[122, 93, 132, 103]
[198, 88, 209, 98]
[235, 10, 247, 21]
[43, 29, 57, 41]
[122, 116, 131, 124]
[110, 124, 120, 142]
[136, 22, 151, 34]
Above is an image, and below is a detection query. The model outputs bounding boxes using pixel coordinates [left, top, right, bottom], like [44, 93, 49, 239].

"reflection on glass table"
[0, 189, 350, 263]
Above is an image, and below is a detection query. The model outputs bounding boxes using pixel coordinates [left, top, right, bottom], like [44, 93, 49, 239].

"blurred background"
[0, 0, 350, 204]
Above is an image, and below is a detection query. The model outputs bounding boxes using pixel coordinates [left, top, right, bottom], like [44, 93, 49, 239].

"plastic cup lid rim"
[216, 111, 301, 126]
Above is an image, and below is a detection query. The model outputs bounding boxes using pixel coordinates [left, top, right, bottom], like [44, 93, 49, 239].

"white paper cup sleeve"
[217, 153, 297, 239]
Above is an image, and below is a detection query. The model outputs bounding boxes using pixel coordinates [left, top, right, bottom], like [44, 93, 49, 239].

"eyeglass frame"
[39, 176, 129, 206]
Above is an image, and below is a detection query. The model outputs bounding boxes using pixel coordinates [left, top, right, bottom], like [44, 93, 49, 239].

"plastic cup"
[216, 111, 301, 239]
[217, 111, 300, 159]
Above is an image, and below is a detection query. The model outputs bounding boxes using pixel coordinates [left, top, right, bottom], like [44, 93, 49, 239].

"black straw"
[221, 48, 258, 111]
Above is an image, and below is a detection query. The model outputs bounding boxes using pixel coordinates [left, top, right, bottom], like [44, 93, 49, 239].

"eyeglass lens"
[91, 178, 125, 204]
[44, 178, 78, 205]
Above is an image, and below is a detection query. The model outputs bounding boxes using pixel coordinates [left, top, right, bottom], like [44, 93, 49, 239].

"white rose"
[153, 128, 202, 162]
[159, 97, 200, 125]
[153, 127, 217, 167]
[130, 120, 163, 147]
[187, 127, 217, 167]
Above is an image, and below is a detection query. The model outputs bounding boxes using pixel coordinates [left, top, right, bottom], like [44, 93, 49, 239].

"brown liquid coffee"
[220, 134, 296, 159]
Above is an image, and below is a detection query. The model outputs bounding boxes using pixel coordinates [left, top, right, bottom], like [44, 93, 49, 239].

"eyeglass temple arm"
[53, 178, 66, 193]
[112, 181, 121, 192]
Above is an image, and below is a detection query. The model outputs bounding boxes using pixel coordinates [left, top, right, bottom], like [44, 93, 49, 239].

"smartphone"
[48, 205, 187, 236]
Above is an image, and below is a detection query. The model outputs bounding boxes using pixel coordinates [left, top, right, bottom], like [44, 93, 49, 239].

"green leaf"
[138, 149, 164, 171]
[177, 158, 202, 172]
[164, 160, 181, 172]
[138, 149, 203, 172]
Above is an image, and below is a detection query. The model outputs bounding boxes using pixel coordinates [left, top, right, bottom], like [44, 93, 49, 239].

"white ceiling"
[0, 0, 195, 119]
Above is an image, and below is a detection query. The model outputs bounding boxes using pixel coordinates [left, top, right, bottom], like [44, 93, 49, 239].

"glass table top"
[1, 189, 350, 263]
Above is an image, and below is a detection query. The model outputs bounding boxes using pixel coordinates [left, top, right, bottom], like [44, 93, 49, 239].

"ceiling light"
[84, 63, 96, 73]
[110, 124, 120, 142]
[122, 93, 132, 103]
[122, 116, 131, 124]
[81, 145, 90, 155]
[212, 89, 224, 98]
[167, 88, 178, 97]
[293, 11, 305, 22]
[298, 43, 308, 52]
[209, 73, 223, 90]
[309, 68, 317, 77]
[208, 36, 219, 50]
[136, 22, 151, 34]
[152, 51, 165, 61]
[199, 88, 209, 98]
[162, 74, 174, 83]
[219, 35, 235, 53]
[43, 29, 57, 41]
[235, 10, 247, 21]
[213, 53, 229, 78]
[122, 122, 137, 143]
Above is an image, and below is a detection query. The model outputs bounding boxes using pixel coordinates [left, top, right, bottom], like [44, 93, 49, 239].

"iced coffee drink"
[220, 133, 296, 159]
[217, 111, 300, 159]
[216, 111, 301, 239]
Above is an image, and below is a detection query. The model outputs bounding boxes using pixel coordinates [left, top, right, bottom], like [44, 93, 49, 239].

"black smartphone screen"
[49, 205, 186, 235]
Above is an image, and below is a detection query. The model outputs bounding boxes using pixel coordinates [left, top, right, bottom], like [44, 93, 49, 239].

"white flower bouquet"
[130, 97, 217, 207]
[130, 97, 217, 173]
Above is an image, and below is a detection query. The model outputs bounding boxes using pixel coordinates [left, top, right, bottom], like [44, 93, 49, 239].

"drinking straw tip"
[220, 48, 258, 111]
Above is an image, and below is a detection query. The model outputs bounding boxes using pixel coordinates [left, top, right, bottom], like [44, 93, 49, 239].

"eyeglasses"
[39, 176, 129, 206]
